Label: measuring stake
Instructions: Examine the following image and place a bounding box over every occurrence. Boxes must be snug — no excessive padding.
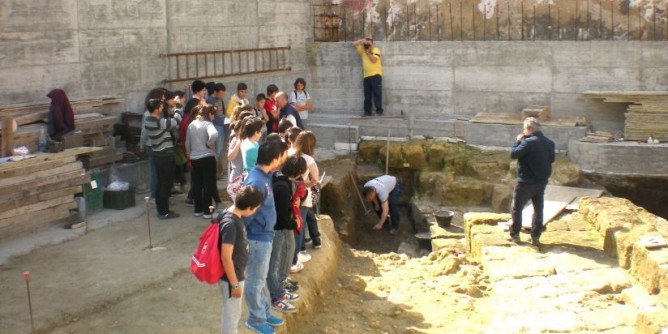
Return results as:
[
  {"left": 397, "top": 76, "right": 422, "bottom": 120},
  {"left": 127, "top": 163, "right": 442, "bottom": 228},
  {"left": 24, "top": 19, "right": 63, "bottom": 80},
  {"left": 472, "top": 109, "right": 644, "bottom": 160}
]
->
[
  {"left": 24, "top": 272, "right": 34, "bottom": 333},
  {"left": 144, "top": 197, "right": 153, "bottom": 249}
]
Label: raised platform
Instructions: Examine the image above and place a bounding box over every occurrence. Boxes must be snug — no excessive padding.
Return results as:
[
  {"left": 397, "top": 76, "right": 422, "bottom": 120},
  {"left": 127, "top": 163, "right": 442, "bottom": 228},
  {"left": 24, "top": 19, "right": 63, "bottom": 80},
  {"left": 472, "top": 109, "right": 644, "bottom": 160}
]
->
[{"left": 568, "top": 140, "right": 668, "bottom": 177}]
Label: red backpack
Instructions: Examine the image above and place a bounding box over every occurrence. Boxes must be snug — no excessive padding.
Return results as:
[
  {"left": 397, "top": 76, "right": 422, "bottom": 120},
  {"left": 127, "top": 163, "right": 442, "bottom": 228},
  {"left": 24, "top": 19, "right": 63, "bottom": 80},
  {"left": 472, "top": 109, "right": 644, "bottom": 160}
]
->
[{"left": 191, "top": 219, "right": 225, "bottom": 284}]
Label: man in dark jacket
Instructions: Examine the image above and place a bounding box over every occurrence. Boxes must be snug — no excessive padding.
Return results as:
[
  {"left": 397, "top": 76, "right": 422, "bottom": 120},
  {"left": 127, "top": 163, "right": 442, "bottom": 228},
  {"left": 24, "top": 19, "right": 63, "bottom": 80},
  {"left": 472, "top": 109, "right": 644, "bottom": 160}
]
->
[{"left": 508, "top": 117, "right": 555, "bottom": 247}]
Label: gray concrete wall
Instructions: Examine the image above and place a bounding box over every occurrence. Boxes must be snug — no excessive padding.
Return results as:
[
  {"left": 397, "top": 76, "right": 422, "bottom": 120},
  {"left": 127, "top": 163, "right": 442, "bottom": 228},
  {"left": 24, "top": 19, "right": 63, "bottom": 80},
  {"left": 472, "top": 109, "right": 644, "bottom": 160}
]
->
[
  {"left": 309, "top": 41, "right": 668, "bottom": 135},
  {"left": 568, "top": 140, "right": 668, "bottom": 177},
  {"left": 0, "top": 0, "right": 312, "bottom": 113}
]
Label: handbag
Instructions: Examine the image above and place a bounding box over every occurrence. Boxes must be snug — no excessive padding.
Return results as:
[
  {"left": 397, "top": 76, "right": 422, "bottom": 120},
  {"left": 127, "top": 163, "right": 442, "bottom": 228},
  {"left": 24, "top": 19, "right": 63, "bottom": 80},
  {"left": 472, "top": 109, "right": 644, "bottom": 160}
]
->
[{"left": 226, "top": 174, "right": 244, "bottom": 201}]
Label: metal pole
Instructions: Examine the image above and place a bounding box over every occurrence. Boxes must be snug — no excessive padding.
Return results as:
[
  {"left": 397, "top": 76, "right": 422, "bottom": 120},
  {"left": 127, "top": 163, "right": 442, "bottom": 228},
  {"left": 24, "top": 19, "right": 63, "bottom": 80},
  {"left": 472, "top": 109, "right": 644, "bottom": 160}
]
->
[
  {"left": 575, "top": 0, "right": 579, "bottom": 40},
  {"left": 483, "top": 4, "right": 487, "bottom": 41},
  {"left": 460, "top": 2, "right": 463, "bottom": 40},
  {"left": 586, "top": 0, "right": 590, "bottom": 40},
  {"left": 508, "top": 1, "right": 511, "bottom": 41},
  {"left": 521, "top": 0, "right": 525, "bottom": 40},
  {"left": 611, "top": 0, "right": 614, "bottom": 39},
  {"left": 24, "top": 272, "right": 34, "bottom": 333},
  {"left": 548, "top": 4, "right": 552, "bottom": 40},
  {"left": 532, "top": 4, "right": 536, "bottom": 41},
  {"left": 449, "top": 3, "right": 454, "bottom": 41},
  {"left": 472, "top": 1, "right": 476, "bottom": 40},
  {"left": 144, "top": 197, "right": 153, "bottom": 249}
]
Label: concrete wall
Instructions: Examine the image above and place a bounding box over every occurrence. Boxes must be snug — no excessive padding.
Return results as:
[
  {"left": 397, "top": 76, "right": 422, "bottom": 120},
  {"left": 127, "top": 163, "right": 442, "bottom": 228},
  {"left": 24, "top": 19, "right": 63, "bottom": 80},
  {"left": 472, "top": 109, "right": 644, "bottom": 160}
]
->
[
  {"left": 0, "top": 0, "right": 312, "bottom": 112},
  {"left": 309, "top": 41, "right": 668, "bottom": 134}
]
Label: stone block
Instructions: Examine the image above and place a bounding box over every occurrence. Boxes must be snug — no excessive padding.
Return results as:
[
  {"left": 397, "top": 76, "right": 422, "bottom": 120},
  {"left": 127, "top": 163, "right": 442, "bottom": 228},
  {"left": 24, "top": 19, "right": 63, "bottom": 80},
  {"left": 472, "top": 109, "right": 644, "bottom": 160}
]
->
[
  {"left": 401, "top": 141, "right": 426, "bottom": 169},
  {"left": 431, "top": 238, "right": 464, "bottom": 254},
  {"left": 377, "top": 142, "right": 404, "bottom": 169},
  {"left": 441, "top": 176, "right": 488, "bottom": 206},
  {"left": 636, "top": 310, "right": 668, "bottom": 334},
  {"left": 425, "top": 143, "right": 446, "bottom": 169},
  {"left": 630, "top": 244, "right": 668, "bottom": 297},
  {"left": 466, "top": 151, "right": 511, "bottom": 181},
  {"left": 551, "top": 155, "right": 581, "bottom": 186},
  {"left": 491, "top": 183, "right": 512, "bottom": 213},
  {"left": 357, "top": 141, "right": 383, "bottom": 163}
]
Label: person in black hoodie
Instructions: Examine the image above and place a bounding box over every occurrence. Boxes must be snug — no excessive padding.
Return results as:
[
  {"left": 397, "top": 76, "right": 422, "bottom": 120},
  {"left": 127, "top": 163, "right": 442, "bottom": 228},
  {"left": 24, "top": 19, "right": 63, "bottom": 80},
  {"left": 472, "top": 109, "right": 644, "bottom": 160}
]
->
[{"left": 266, "top": 155, "right": 307, "bottom": 314}]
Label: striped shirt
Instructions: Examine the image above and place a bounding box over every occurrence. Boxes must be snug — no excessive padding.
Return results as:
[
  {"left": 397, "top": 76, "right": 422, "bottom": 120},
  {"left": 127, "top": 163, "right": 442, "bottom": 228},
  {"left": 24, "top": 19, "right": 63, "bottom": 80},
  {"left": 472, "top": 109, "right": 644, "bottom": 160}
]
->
[{"left": 144, "top": 115, "right": 179, "bottom": 156}]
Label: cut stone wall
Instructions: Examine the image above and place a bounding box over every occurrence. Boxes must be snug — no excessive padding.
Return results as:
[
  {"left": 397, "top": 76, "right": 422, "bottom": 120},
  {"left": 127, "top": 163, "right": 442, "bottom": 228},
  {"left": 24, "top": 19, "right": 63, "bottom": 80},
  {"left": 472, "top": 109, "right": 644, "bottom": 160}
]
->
[{"left": 0, "top": 0, "right": 312, "bottom": 113}]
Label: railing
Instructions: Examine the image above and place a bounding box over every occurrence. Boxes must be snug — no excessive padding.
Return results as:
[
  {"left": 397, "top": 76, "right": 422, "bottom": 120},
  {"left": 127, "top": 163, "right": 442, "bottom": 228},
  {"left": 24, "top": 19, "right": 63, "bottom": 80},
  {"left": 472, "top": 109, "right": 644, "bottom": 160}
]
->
[
  {"left": 314, "top": 1, "right": 668, "bottom": 42},
  {"left": 164, "top": 47, "right": 291, "bottom": 83}
]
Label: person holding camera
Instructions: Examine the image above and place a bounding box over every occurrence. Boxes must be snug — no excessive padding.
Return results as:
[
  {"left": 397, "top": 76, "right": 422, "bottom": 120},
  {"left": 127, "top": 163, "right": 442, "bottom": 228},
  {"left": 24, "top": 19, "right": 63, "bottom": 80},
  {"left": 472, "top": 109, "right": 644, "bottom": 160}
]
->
[{"left": 352, "top": 37, "right": 383, "bottom": 116}]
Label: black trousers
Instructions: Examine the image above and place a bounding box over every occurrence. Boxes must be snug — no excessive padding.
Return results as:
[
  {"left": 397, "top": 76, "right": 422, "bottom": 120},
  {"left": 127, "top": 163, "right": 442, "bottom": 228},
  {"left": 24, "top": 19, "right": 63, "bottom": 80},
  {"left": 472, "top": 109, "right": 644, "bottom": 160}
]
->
[
  {"left": 190, "top": 156, "right": 217, "bottom": 214},
  {"left": 154, "top": 154, "right": 176, "bottom": 215},
  {"left": 510, "top": 182, "right": 547, "bottom": 240},
  {"left": 363, "top": 74, "right": 383, "bottom": 115}
]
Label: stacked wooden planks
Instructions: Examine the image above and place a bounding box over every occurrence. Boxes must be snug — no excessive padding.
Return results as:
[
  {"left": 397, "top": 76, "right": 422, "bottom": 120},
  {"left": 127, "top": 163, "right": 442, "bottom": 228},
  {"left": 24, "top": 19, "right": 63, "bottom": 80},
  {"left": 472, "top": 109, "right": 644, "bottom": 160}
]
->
[
  {"left": 0, "top": 147, "right": 101, "bottom": 240},
  {"left": 583, "top": 91, "right": 668, "bottom": 141},
  {"left": 0, "top": 96, "right": 124, "bottom": 168}
]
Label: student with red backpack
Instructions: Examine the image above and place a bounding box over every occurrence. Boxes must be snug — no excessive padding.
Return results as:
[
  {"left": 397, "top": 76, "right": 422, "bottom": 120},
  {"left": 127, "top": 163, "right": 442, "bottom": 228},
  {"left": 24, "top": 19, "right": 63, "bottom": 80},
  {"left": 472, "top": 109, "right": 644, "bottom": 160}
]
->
[{"left": 217, "top": 185, "right": 264, "bottom": 334}]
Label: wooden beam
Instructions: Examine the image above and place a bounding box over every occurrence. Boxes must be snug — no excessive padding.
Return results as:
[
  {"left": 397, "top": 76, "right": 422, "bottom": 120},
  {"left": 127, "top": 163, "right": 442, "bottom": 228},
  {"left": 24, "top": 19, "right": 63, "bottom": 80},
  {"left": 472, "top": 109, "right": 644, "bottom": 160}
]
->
[{"left": 1, "top": 116, "right": 15, "bottom": 157}]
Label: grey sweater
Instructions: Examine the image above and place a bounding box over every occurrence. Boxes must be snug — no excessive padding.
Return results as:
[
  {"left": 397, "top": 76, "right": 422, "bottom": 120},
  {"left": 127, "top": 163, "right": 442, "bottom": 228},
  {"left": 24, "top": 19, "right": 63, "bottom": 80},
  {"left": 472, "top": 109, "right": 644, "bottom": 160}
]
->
[{"left": 185, "top": 118, "right": 218, "bottom": 160}]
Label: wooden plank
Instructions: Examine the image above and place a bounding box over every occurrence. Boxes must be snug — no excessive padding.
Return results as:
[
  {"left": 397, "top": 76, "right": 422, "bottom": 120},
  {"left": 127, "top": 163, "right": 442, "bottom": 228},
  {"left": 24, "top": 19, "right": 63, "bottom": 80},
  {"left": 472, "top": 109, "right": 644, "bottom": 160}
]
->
[
  {"left": 0, "top": 194, "right": 74, "bottom": 220},
  {"left": 0, "top": 147, "right": 101, "bottom": 173},
  {"left": 0, "top": 161, "right": 83, "bottom": 189},
  {"left": 1, "top": 116, "right": 14, "bottom": 157},
  {"left": 0, "top": 185, "right": 81, "bottom": 213},
  {"left": 0, "top": 203, "right": 76, "bottom": 240},
  {"left": 0, "top": 174, "right": 87, "bottom": 203},
  {"left": 0, "top": 155, "right": 76, "bottom": 178},
  {"left": 519, "top": 185, "right": 604, "bottom": 228},
  {"left": 0, "top": 168, "right": 86, "bottom": 196}
]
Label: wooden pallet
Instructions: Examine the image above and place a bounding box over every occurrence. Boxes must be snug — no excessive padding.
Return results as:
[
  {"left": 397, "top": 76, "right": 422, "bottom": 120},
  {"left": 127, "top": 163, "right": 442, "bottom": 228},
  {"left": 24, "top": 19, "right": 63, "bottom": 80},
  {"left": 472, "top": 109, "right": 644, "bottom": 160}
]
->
[{"left": 0, "top": 148, "right": 98, "bottom": 240}]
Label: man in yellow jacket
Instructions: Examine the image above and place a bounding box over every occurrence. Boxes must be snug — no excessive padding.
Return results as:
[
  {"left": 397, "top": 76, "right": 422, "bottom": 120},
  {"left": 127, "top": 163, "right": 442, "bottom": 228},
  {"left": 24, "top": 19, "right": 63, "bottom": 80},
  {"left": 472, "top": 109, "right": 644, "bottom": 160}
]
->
[{"left": 353, "top": 38, "right": 383, "bottom": 116}]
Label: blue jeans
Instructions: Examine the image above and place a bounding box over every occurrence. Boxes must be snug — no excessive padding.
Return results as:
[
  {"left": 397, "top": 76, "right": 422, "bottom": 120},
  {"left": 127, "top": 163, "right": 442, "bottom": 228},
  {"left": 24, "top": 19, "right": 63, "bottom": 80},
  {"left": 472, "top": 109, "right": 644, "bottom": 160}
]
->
[
  {"left": 363, "top": 74, "right": 383, "bottom": 115},
  {"left": 244, "top": 239, "right": 273, "bottom": 325},
  {"left": 267, "top": 229, "right": 291, "bottom": 301},
  {"left": 293, "top": 222, "right": 306, "bottom": 265},
  {"left": 302, "top": 207, "right": 320, "bottom": 245},
  {"left": 146, "top": 145, "right": 157, "bottom": 199},
  {"left": 510, "top": 182, "right": 547, "bottom": 240},
  {"left": 374, "top": 181, "right": 402, "bottom": 229}
]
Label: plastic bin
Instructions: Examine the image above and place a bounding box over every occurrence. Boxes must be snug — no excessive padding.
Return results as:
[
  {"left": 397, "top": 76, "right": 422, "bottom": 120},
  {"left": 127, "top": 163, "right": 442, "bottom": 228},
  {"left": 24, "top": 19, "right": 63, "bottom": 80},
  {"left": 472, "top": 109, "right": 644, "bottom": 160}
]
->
[
  {"left": 103, "top": 187, "right": 136, "bottom": 210},
  {"left": 83, "top": 170, "right": 103, "bottom": 213}
]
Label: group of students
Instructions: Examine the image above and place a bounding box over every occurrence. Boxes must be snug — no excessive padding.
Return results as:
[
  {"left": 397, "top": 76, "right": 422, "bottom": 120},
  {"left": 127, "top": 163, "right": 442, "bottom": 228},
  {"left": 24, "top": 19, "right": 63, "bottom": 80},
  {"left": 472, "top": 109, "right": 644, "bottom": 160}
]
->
[{"left": 140, "top": 78, "right": 319, "bottom": 334}]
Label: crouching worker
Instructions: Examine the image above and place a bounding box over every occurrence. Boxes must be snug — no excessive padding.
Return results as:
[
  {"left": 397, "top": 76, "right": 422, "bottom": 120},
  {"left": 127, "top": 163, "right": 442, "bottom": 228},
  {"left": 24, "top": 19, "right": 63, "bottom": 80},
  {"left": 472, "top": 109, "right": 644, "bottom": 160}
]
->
[
  {"left": 218, "top": 185, "right": 264, "bottom": 334},
  {"left": 363, "top": 175, "right": 402, "bottom": 235}
]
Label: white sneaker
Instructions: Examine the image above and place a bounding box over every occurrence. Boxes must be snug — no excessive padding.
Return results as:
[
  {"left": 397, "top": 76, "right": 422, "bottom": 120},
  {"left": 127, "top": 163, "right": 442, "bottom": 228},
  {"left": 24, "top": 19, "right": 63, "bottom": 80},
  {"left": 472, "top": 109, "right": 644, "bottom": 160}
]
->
[
  {"left": 298, "top": 251, "right": 311, "bottom": 263},
  {"left": 289, "top": 262, "right": 304, "bottom": 273}
]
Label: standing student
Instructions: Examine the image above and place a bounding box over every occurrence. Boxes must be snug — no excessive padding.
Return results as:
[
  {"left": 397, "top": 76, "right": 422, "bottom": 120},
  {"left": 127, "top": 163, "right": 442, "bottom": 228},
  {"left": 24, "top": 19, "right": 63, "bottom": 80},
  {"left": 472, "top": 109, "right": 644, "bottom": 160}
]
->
[
  {"left": 268, "top": 155, "right": 306, "bottom": 314},
  {"left": 352, "top": 37, "right": 383, "bottom": 116},
  {"left": 254, "top": 93, "right": 269, "bottom": 141},
  {"left": 288, "top": 78, "right": 313, "bottom": 125},
  {"left": 243, "top": 140, "right": 286, "bottom": 334},
  {"left": 144, "top": 98, "right": 180, "bottom": 219},
  {"left": 227, "top": 111, "right": 255, "bottom": 182},
  {"left": 264, "top": 84, "right": 280, "bottom": 134},
  {"left": 240, "top": 118, "right": 265, "bottom": 172},
  {"left": 206, "top": 83, "right": 227, "bottom": 179},
  {"left": 508, "top": 117, "right": 555, "bottom": 247},
  {"left": 140, "top": 88, "right": 167, "bottom": 202},
  {"left": 218, "top": 185, "right": 264, "bottom": 334},
  {"left": 186, "top": 105, "right": 219, "bottom": 219}
]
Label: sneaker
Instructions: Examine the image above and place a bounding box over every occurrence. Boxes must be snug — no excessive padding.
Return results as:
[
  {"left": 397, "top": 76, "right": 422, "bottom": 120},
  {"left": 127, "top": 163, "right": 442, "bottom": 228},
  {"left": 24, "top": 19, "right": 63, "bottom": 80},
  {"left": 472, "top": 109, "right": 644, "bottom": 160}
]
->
[
  {"left": 304, "top": 237, "right": 312, "bottom": 244},
  {"left": 298, "top": 251, "right": 311, "bottom": 263},
  {"left": 280, "top": 291, "right": 300, "bottom": 302},
  {"left": 389, "top": 228, "right": 398, "bottom": 235},
  {"left": 313, "top": 243, "right": 322, "bottom": 249},
  {"left": 286, "top": 278, "right": 299, "bottom": 286},
  {"left": 245, "top": 321, "right": 275, "bottom": 334},
  {"left": 193, "top": 212, "right": 203, "bottom": 217},
  {"left": 272, "top": 300, "right": 296, "bottom": 313},
  {"left": 529, "top": 237, "right": 541, "bottom": 248},
  {"left": 184, "top": 199, "right": 194, "bottom": 207},
  {"left": 506, "top": 234, "right": 521, "bottom": 243},
  {"left": 202, "top": 214, "right": 212, "bottom": 219},
  {"left": 158, "top": 211, "right": 180, "bottom": 220},
  {"left": 289, "top": 262, "right": 304, "bottom": 273},
  {"left": 266, "top": 315, "right": 284, "bottom": 327},
  {"left": 283, "top": 281, "right": 299, "bottom": 292}
]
